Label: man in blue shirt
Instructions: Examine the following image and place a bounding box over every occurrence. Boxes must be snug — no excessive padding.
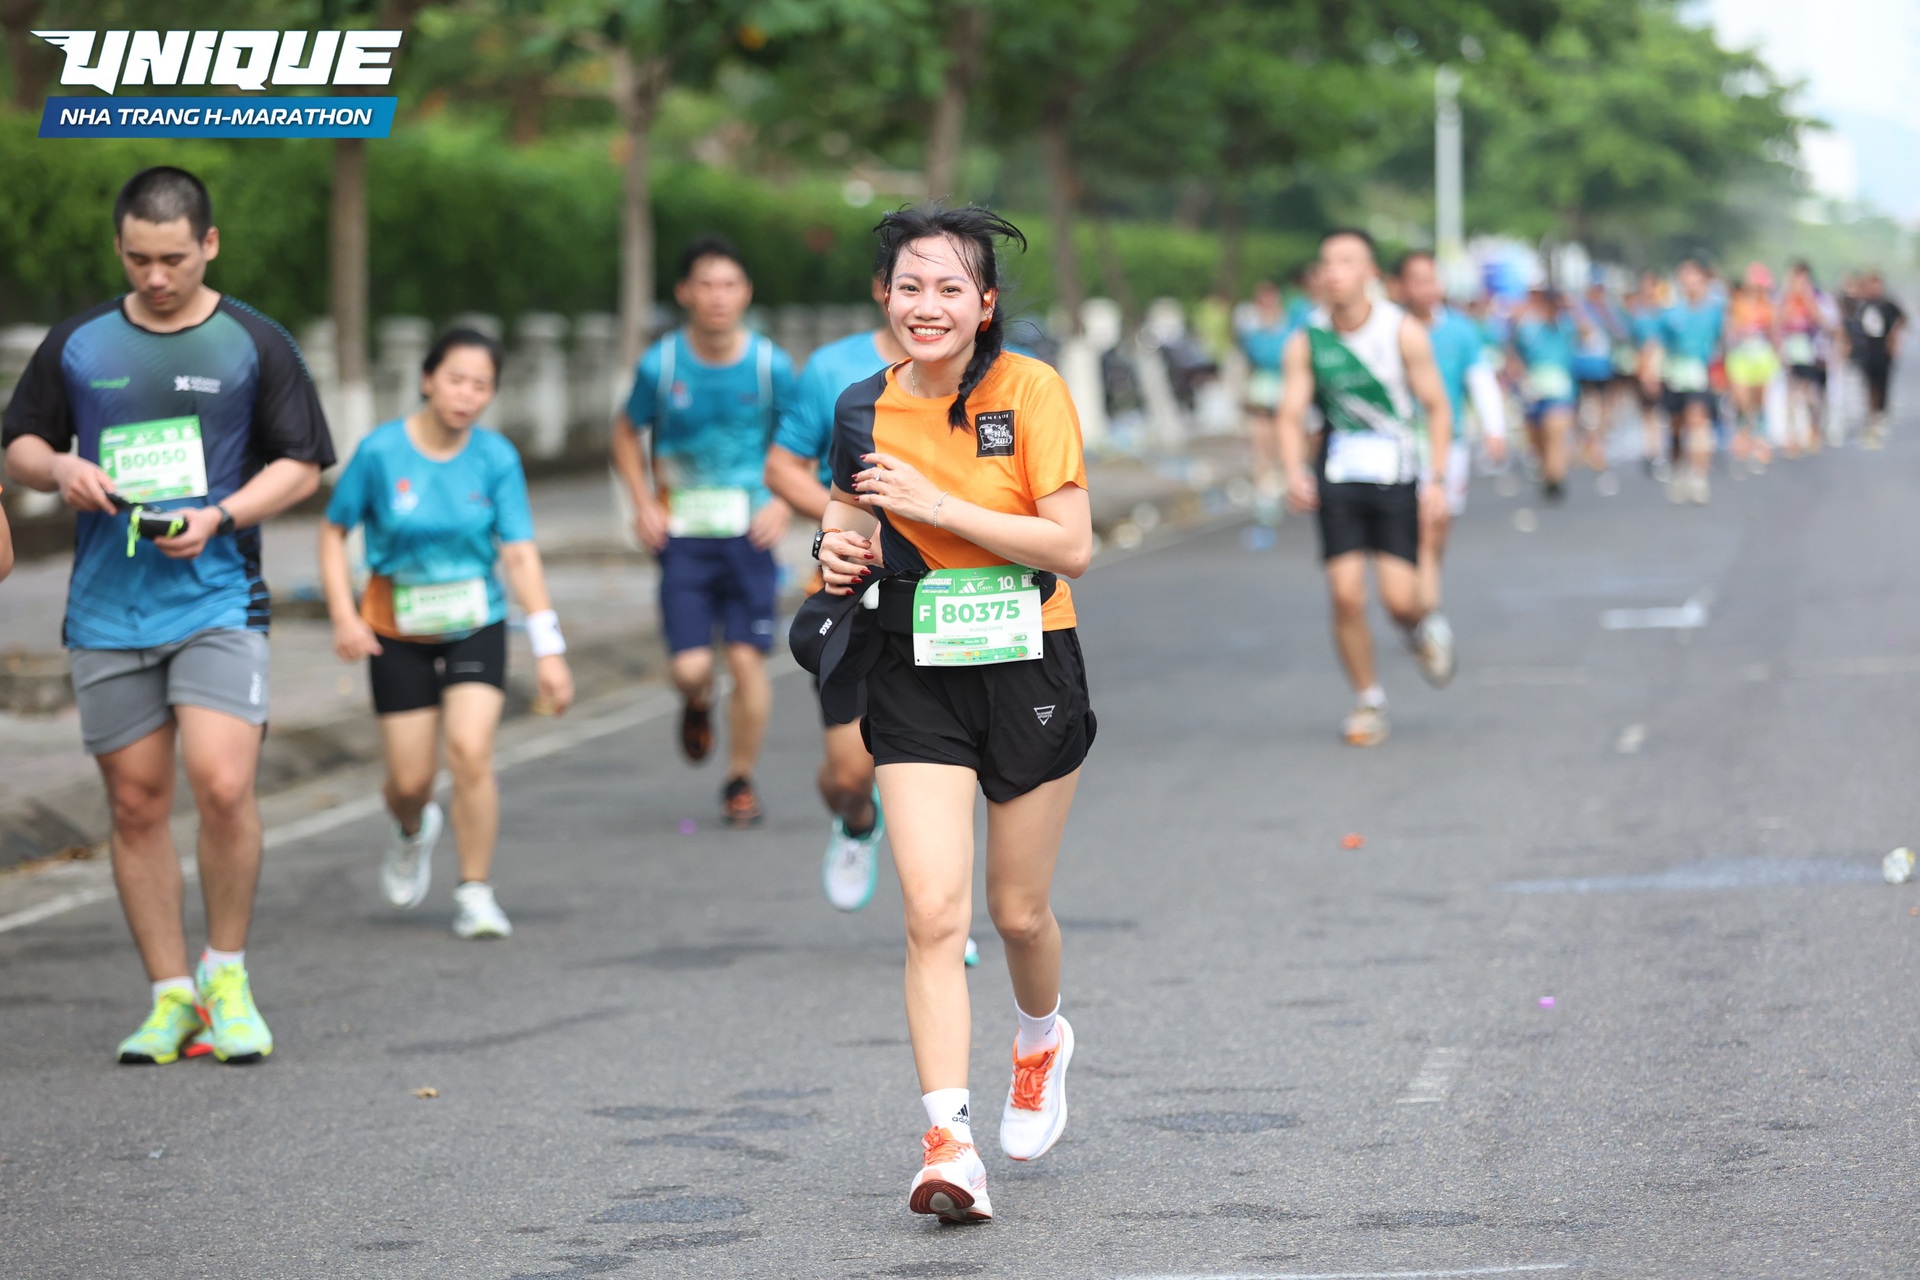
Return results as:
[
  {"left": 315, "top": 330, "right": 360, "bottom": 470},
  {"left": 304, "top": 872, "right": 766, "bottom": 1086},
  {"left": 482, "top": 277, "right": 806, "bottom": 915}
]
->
[
  {"left": 1511, "top": 287, "right": 1579, "bottom": 503},
  {"left": 765, "top": 273, "right": 903, "bottom": 910},
  {"left": 1644, "top": 258, "right": 1725, "bottom": 504},
  {"left": 2, "top": 167, "right": 334, "bottom": 1067},
  {"left": 1395, "top": 251, "right": 1508, "bottom": 616},
  {"left": 611, "top": 236, "right": 796, "bottom": 826},
  {"left": 1625, "top": 271, "right": 1670, "bottom": 479}
]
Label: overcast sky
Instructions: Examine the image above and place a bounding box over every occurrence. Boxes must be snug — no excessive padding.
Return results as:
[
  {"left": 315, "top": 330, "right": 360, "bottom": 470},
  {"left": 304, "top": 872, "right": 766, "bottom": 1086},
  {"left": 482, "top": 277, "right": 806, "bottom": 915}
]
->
[{"left": 1700, "top": 0, "right": 1920, "bottom": 215}]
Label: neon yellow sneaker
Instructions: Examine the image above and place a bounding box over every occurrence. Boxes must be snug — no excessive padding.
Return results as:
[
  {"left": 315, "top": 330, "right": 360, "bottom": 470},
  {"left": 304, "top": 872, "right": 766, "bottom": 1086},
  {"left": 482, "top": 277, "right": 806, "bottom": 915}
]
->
[
  {"left": 196, "top": 961, "right": 273, "bottom": 1064},
  {"left": 116, "top": 987, "right": 207, "bottom": 1065}
]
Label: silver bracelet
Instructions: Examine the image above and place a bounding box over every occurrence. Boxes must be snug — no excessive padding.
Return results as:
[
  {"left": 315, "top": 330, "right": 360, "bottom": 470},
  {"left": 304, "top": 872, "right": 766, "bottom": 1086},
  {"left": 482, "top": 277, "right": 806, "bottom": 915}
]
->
[{"left": 931, "top": 492, "right": 947, "bottom": 528}]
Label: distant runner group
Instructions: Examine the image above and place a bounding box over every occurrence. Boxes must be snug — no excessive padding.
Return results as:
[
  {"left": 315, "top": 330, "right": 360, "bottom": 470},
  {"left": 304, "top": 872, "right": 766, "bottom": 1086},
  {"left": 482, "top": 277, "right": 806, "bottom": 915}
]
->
[{"left": 0, "top": 164, "right": 1904, "bottom": 1226}]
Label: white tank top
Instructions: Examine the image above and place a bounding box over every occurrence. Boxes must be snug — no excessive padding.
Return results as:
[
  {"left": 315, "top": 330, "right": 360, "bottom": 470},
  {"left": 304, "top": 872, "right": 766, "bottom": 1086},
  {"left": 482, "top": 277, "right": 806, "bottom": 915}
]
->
[{"left": 1310, "top": 300, "right": 1414, "bottom": 425}]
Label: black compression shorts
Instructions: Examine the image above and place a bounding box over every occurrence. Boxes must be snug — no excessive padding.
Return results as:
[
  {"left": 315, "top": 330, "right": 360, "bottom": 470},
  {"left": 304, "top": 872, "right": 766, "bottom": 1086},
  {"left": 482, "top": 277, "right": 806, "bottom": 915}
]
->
[{"left": 368, "top": 621, "right": 508, "bottom": 715}]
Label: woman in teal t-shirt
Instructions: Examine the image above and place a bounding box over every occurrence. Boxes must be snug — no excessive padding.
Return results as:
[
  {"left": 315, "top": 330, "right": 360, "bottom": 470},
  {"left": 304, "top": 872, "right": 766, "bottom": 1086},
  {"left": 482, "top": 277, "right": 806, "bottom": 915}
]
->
[{"left": 318, "top": 329, "right": 574, "bottom": 940}]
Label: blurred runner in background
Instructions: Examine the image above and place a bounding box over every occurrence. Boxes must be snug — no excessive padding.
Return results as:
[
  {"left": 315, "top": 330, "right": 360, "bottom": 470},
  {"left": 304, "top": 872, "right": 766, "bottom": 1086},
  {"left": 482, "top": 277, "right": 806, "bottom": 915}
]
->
[
  {"left": 319, "top": 328, "right": 574, "bottom": 941},
  {"left": 1573, "top": 281, "right": 1626, "bottom": 473},
  {"left": 1648, "top": 258, "right": 1724, "bottom": 505},
  {"left": 1626, "top": 272, "right": 1671, "bottom": 480},
  {"left": 1395, "top": 250, "right": 1506, "bottom": 615},
  {"left": 1724, "top": 263, "right": 1779, "bottom": 471},
  {"left": 611, "top": 236, "right": 796, "bottom": 826},
  {"left": 766, "top": 272, "right": 902, "bottom": 914},
  {"left": 1239, "top": 280, "right": 1292, "bottom": 526},
  {"left": 1848, "top": 271, "right": 1905, "bottom": 449},
  {"left": 1778, "top": 262, "right": 1837, "bottom": 456},
  {"left": 1510, "top": 286, "right": 1578, "bottom": 503}
]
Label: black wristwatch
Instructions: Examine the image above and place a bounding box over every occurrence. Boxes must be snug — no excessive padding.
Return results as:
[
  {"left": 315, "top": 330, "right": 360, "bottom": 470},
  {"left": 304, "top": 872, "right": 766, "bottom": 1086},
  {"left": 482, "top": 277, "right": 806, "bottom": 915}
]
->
[
  {"left": 810, "top": 528, "right": 829, "bottom": 561},
  {"left": 215, "top": 504, "right": 236, "bottom": 536}
]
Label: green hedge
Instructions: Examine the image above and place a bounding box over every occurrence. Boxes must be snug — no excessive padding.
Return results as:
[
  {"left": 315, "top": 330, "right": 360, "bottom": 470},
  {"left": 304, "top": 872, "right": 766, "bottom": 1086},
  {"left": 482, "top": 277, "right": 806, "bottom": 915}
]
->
[{"left": 0, "top": 113, "right": 1311, "bottom": 329}]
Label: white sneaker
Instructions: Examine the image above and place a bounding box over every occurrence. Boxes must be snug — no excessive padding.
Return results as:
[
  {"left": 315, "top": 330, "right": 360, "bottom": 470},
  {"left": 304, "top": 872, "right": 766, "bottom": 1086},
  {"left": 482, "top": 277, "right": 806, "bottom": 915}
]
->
[
  {"left": 822, "top": 791, "right": 884, "bottom": 912},
  {"left": 381, "top": 801, "right": 442, "bottom": 909},
  {"left": 1691, "top": 472, "right": 1711, "bottom": 505},
  {"left": 451, "top": 881, "right": 512, "bottom": 939},
  {"left": 1411, "top": 613, "right": 1455, "bottom": 688},
  {"left": 1343, "top": 704, "right": 1388, "bottom": 747},
  {"left": 1000, "top": 1015, "right": 1073, "bottom": 1162},
  {"left": 908, "top": 1127, "right": 992, "bottom": 1223}
]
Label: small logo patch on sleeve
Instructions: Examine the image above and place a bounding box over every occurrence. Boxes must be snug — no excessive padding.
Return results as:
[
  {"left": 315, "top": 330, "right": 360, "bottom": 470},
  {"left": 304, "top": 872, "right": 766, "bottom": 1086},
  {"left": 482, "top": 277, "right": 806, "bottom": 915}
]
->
[{"left": 974, "top": 409, "right": 1015, "bottom": 457}]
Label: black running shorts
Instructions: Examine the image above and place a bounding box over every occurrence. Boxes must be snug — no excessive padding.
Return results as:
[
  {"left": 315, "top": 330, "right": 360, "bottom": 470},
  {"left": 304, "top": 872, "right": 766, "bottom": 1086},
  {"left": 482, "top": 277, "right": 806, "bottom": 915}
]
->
[
  {"left": 1316, "top": 480, "right": 1418, "bottom": 565},
  {"left": 368, "top": 621, "right": 508, "bottom": 715},
  {"left": 862, "top": 628, "right": 1095, "bottom": 804}
]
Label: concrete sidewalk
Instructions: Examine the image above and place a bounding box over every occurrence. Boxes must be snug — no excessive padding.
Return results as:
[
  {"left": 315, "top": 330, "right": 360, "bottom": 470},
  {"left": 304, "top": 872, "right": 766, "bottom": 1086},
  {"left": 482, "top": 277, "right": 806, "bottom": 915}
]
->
[{"left": 0, "top": 444, "right": 1248, "bottom": 867}]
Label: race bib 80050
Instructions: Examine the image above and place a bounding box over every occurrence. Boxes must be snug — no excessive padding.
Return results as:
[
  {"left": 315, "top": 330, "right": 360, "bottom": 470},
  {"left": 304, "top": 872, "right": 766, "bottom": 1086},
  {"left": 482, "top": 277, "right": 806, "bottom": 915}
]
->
[
  {"left": 99, "top": 416, "right": 207, "bottom": 503},
  {"left": 912, "top": 566, "right": 1043, "bottom": 666}
]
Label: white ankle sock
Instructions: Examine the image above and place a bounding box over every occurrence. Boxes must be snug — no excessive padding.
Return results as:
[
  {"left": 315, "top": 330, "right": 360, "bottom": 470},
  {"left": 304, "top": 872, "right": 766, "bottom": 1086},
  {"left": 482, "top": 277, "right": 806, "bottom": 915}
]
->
[
  {"left": 201, "top": 947, "right": 244, "bottom": 974},
  {"left": 922, "top": 1088, "right": 972, "bottom": 1145},
  {"left": 151, "top": 976, "right": 194, "bottom": 1002},
  {"left": 1358, "top": 685, "right": 1386, "bottom": 710},
  {"left": 1016, "top": 997, "right": 1061, "bottom": 1056}
]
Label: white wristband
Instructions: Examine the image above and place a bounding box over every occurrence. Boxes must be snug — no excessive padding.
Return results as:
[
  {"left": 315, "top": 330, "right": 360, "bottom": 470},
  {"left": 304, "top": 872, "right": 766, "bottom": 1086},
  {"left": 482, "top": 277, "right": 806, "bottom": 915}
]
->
[{"left": 526, "top": 609, "right": 566, "bottom": 658}]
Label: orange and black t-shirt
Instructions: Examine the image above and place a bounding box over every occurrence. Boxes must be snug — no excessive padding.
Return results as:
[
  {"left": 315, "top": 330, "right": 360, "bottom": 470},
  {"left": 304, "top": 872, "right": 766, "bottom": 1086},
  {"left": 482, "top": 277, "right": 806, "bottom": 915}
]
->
[{"left": 831, "top": 352, "right": 1088, "bottom": 630}]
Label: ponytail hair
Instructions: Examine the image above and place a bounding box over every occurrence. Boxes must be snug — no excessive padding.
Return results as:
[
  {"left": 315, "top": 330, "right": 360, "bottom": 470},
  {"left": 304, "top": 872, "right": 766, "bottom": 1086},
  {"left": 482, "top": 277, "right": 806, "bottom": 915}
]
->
[{"left": 873, "top": 204, "right": 1027, "bottom": 430}]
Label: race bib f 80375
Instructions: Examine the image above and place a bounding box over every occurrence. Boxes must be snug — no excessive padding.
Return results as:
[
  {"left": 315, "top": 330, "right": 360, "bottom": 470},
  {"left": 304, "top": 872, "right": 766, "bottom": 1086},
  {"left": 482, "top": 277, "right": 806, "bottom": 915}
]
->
[
  {"left": 667, "top": 487, "right": 751, "bottom": 539},
  {"left": 393, "top": 578, "right": 489, "bottom": 636},
  {"left": 99, "top": 416, "right": 207, "bottom": 503},
  {"left": 912, "top": 566, "right": 1043, "bottom": 666}
]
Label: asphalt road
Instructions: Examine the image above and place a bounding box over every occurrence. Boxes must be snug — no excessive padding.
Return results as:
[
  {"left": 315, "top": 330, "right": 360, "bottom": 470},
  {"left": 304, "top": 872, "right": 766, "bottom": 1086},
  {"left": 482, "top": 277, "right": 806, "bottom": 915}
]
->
[{"left": 6, "top": 411, "right": 1920, "bottom": 1279}]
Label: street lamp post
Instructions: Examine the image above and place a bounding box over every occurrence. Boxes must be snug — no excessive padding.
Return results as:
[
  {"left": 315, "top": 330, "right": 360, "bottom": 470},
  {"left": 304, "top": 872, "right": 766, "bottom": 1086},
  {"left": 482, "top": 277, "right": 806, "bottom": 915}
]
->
[{"left": 1435, "top": 65, "right": 1464, "bottom": 281}]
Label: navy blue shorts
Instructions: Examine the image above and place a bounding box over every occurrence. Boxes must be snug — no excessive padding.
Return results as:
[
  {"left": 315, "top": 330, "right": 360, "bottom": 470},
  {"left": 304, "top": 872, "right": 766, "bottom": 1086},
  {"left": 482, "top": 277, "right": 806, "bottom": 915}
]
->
[{"left": 658, "top": 536, "right": 779, "bottom": 654}]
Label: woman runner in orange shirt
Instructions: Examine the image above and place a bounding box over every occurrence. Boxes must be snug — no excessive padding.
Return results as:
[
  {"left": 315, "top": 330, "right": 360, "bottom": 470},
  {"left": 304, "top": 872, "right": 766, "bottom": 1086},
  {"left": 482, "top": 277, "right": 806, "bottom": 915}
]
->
[{"left": 816, "top": 206, "right": 1094, "bottom": 1224}]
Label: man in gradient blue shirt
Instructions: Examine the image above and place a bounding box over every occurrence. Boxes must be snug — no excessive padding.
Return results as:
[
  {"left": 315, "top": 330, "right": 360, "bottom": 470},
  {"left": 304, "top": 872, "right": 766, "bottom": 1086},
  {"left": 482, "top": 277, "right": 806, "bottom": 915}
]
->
[
  {"left": 611, "top": 236, "right": 795, "bottom": 827},
  {"left": 3, "top": 167, "right": 334, "bottom": 1067}
]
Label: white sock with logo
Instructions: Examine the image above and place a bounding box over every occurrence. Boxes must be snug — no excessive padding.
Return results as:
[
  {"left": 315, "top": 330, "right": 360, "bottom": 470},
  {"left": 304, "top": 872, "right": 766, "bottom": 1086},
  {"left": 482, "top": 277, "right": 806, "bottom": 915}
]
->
[
  {"left": 151, "top": 976, "right": 195, "bottom": 1003},
  {"left": 201, "top": 947, "right": 244, "bottom": 975},
  {"left": 922, "top": 1088, "right": 972, "bottom": 1146},
  {"left": 1016, "top": 996, "right": 1061, "bottom": 1056}
]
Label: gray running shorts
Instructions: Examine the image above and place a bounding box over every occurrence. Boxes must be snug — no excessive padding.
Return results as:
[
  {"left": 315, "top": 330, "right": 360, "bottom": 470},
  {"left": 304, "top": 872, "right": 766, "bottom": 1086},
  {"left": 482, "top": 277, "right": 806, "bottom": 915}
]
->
[{"left": 69, "top": 628, "right": 270, "bottom": 757}]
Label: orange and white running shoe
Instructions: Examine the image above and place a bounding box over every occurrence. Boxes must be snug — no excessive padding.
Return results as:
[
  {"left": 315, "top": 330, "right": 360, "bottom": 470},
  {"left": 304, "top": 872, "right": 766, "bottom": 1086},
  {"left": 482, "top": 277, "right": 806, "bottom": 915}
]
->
[
  {"left": 999, "top": 1015, "right": 1074, "bottom": 1161},
  {"left": 907, "top": 1126, "right": 992, "bottom": 1223}
]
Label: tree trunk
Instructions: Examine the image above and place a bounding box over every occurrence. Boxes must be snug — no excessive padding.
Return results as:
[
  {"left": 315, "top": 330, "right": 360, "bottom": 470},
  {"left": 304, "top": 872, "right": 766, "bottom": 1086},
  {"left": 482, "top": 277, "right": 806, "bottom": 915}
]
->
[
  {"left": 329, "top": 137, "right": 375, "bottom": 461},
  {"left": 923, "top": 4, "right": 989, "bottom": 202},
  {"left": 0, "top": 0, "right": 50, "bottom": 110},
  {"left": 1215, "top": 195, "right": 1245, "bottom": 299},
  {"left": 612, "top": 46, "right": 669, "bottom": 369},
  {"left": 1039, "top": 113, "right": 1085, "bottom": 335},
  {"left": 1091, "top": 213, "right": 1136, "bottom": 323},
  {"left": 508, "top": 74, "right": 543, "bottom": 146}
]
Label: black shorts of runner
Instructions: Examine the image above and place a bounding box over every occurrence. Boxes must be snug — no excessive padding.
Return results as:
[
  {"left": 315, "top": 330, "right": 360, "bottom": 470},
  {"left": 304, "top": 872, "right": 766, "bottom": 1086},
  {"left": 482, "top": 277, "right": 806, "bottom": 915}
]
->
[
  {"left": 1789, "top": 364, "right": 1826, "bottom": 388},
  {"left": 1862, "top": 358, "right": 1892, "bottom": 412},
  {"left": 1316, "top": 480, "right": 1418, "bottom": 565},
  {"left": 368, "top": 620, "right": 508, "bottom": 715},
  {"left": 861, "top": 629, "right": 1096, "bottom": 804},
  {"left": 1663, "top": 389, "right": 1714, "bottom": 419},
  {"left": 1578, "top": 375, "right": 1614, "bottom": 395}
]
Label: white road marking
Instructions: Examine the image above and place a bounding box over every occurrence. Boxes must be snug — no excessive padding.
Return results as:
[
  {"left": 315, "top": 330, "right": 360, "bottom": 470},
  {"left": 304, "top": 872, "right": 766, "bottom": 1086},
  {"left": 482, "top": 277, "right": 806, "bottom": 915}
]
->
[
  {"left": 1394, "top": 1046, "right": 1466, "bottom": 1105},
  {"left": 1614, "top": 723, "right": 1645, "bottom": 755},
  {"left": 1601, "top": 593, "right": 1708, "bottom": 630},
  {"left": 1132, "top": 1264, "right": 1579, "bottom": 1280},
  {"left": 0, "top": 886, "right": 120, "bottom": 935}
]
